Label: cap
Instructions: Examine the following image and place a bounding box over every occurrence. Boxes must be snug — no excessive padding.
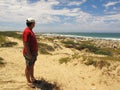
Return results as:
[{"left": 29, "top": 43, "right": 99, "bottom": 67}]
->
[{"left": 26, "top": 17, "right": 35, "bottom": 23}]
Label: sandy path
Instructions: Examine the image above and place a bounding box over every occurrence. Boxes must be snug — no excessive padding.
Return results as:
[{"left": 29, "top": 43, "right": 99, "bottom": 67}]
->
[{"left": 0, "top": 37, "right": 120, "bottom": 90}]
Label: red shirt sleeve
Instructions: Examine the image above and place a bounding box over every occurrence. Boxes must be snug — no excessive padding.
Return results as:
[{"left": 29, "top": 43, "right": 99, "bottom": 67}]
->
[{"left": 23, "top": 30, "right": 30, "bottom": 42}]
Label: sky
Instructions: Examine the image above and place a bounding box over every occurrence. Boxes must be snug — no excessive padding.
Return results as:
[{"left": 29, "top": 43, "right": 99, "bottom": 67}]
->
[{"left": 0, "top": 0, "right": 120, "bottom": 32}]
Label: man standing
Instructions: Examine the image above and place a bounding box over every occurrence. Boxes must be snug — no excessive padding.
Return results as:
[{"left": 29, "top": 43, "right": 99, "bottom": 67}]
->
[{"left": 22, "top": 18, "right": 38, "bottom": 88}]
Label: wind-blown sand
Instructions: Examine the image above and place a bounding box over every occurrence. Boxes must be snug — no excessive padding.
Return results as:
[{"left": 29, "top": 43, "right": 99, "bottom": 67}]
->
[{"left": 0, "top": 36, "right": 120, "bottom": 90}]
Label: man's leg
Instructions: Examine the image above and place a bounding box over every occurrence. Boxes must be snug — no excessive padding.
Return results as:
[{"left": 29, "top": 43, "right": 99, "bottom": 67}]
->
[
  {"left": 25, "top": 66, "right": 31, "bottom": 83},
  {"left": 30, "top": 64, "right": 36, "bottom": 82}
]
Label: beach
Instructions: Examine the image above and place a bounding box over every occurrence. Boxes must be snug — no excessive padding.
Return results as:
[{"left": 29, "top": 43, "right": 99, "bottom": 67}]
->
[{"left": 0, "top": 32, "right": 120, "bottom": 90}]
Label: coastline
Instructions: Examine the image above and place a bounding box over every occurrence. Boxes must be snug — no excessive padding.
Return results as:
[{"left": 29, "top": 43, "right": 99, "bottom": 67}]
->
[{"left": 42, "top": 33, "right": 120, "bottom": 41}]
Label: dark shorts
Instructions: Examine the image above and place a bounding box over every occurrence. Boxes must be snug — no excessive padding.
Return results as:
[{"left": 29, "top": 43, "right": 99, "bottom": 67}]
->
[{"left": 24, "top": 55, "right": 37, "bottom": 66}]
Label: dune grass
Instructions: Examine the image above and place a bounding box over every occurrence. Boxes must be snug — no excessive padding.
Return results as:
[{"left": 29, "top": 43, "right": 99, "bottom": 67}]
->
[
  {"left": 61, "top": 40, "right": 112, "bottom": 56},
  {"left": 81, "top": 55, "right": 111, "bottom": 69},
  {"left": 0, "top": 31, "right": 21, "bottom": 39},
  {"left": 38, "top": 42, "right": 55, "bottom": 54},
  {"left": 0, "top": 31, "right": 19, "bottom": 47},
  {"left": 59, "top": 57, "right": 71, "bottom": 64},
  {"left": 84, "top": 58, "right": 110, "bottom": 69},
  {"left": 0, "top": 57, "right": 5, "bottom": 66},
  {"left": 0, "top": 35, "right": 7, "bottom": 44},
  {"left": 1, "top": 42, "right": 18, "bottom": 47}
]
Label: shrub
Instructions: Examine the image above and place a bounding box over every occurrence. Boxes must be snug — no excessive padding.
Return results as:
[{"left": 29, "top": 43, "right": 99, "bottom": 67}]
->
[
  {"left": 79, "top": 43, "right": 99, "bottom": 52},
  {"left": 72, "top": 53, "right": 80, "bottom": 59},
  {"left": 84, "top": 58, "right": 110, "bottom": 69},
  {"left": 0, "top": 57, "right": 5, "bottom": 65},
  {"left": 38, "top": 42, "right": 54, "bottom": 54},
  {"left": 0, "top": 31, "right": 21, "bottom": 39},
  {"left": 59, "top": 57, "right": 71, "bottom": 64},
  {"left": 1, "top": 42, "right": 18, "bottom": 47},
  {"left": 95, "top": 49, "right": 112, "bottom": 56},
  {"left": 0, "top": 35, "right": 7, "bottom": 44},
  {"left": 61, "top": 40, "right": 112, "bottom": 56},
  {"left": 61, "top": 40, "right": 75, "bottom": 45}
]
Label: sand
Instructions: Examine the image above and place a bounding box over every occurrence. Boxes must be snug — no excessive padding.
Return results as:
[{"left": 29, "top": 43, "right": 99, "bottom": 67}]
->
[{"left": 0, "top": 36, "right": 120, "bottom": 90}]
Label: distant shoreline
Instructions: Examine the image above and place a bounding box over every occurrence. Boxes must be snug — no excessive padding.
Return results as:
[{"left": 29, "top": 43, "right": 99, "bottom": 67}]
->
[{"left": 41, "top": 33, "right": 120, "bottom": 41}]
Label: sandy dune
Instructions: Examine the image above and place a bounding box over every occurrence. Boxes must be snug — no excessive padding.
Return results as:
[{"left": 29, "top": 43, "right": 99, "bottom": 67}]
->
[{"left": 0, "top": 37, "right": 120, "bottom": 90}]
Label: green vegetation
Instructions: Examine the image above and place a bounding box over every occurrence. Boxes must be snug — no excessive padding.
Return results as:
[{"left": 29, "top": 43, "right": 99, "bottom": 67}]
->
[
  {"left": 0, "top": 31, "right": 19, "bottom": 47},
  {"left": 59, "top": 57, "right": 71, "bottom": 64},
  {"left": 98, "top": 56, "right": 120, "bottom": 61},
  {"left": 0, "top": 35, "right": 7, "bottom": 44},
  {"left": 0, "top": 57, "right": 5, "bottom": 66},
  {"left": 84, "top": 57, "right": 110, "bottom": 69},
  {"left": 72, "top": 53, "right": 80, "bottom": 59},
  {"left": 1, "top": 42, "right": 17, "bottom": 47},
  {"left": 61, "top": 40, "right": 112, "bottom": 56},
  {"left": 38, "top": 42, "right": 54, "bottom": 54},
  {"left": 0, "top": 31, "right": 21, "bottom": 39},
  {"left": 95, "top": 49, "right": 112, "bottom": 56}
]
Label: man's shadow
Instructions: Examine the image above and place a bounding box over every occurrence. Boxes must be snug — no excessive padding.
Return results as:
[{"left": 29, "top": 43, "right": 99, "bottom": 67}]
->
[{"left": 33, "top": 79, "right": 60, "bottom": 90}]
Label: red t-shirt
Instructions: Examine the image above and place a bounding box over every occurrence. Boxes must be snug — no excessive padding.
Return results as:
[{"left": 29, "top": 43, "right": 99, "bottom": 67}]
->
[{"left": 22, "top": 27, "right": 38, "bottom": 55}]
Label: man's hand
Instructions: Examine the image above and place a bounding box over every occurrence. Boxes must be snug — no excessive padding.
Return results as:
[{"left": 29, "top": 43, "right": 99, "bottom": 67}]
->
[{"left": 27, "top": 54, "right": 33, "bottom": 60}]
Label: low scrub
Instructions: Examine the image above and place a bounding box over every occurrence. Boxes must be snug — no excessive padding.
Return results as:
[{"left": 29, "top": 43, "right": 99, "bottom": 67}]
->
[
  {"left": 62, "top": 40, "right": 112, "bottom": 56},
  {"left": 0, "top": 57, "right": 5, "bottom": 66},
  {"left": 0, "top": 31, "right": 21, "bottom": 39},
  {"left": 0, "top": 35, "right": 7, "bottom": 44},
  {"left": 84, "top": 58, "right": 110, "bottom": 69},
  {"left": 95, "top": 49, "right": 112, "bottom": 56},
  {"left": 38, "top": 42, "right": 54, "bottom": 54},
  {"left": 59, "top": 57, "right": 71, "bottom": 64},
  {"left": 1, "top": 42, "right": 18, "bottom": 47},
  {"left": 72, "top": 53, "right": 80, "bottom": 59}
]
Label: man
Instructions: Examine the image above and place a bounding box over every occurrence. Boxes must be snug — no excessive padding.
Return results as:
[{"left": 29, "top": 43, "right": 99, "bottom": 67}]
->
[{"left": 22, "top": 18, "right": 38, "bottom": 88}]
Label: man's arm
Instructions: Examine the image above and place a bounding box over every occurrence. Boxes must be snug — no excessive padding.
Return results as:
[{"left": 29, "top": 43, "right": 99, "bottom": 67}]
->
[{"left": 24, "top": 42, "right": 32, "bottom": 59}]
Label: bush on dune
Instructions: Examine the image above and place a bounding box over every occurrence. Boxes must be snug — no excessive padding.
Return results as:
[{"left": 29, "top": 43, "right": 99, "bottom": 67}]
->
[
  {"left": 38, "top": 42, "right": 54, "bottom": 54},
  {"left": 0, "top": 35, "right": 7, "bottom": 44},
  {"left": 0, "top": 31, "right": 19, "bottom": 47},
  {"left": 0, "top": 31, "right": 21, "bottom": 39},
  {"left": 0, "top": 57, "right": 5, "bottom": 66},
  {"left": 1, "top": 42, "right": 18, "bottom": 47},
  {"left": 84, "top": 58, "right": 110, "bottom": 69},
  {"left": 61, "top": 40, "right": 112, "bottom": 56},
  {"left": 59, "top": 57, "right": 71, "bottom": 64}
]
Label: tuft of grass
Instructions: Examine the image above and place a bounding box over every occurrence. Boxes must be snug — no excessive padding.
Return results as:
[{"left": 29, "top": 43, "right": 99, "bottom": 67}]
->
[
  {"left": 72, "top": 53, "right": 80, "bottom": 59},
  {"left": 0, "top": 57, "right": 5, "bottom": 66},
  {"left": 61, "top": 40, "right": 76, "bottom": 45},
  {"left": 59, "top": 57, "right": 71, "bottom": 64},
  {"left": 84, "top": 58, "right": 110, "bottom": 69},
  {"left": 38, "top": 42, "right": 54, "bottom": 54}
]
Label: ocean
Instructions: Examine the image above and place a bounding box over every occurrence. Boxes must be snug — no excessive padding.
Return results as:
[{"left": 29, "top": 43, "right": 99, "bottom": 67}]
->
[{"left": 43, "top": 32, "right": 120, "bottom": 40}]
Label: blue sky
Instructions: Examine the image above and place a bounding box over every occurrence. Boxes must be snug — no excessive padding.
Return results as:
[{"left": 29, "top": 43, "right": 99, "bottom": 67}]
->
[{"left": 0, "top": 0, "right": 120, "bottom": 32}]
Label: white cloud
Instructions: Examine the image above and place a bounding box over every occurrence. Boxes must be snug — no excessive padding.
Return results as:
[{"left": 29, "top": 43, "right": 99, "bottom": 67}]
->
[
  {"left": 67, "top": 0, "right": 86, "bottom": 6},
  {"left": 104, "top": 1, "right": 120, "bottom": 8}
]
